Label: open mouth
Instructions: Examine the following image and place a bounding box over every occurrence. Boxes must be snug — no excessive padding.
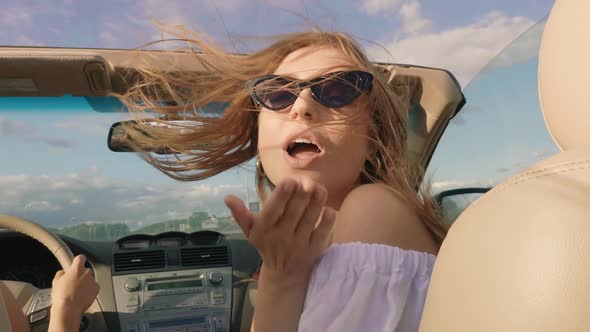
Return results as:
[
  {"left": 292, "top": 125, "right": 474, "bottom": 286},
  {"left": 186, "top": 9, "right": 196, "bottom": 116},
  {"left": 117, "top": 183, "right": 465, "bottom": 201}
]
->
[{"left": 287, "top": 138, "right": 322, "bottom": 160}]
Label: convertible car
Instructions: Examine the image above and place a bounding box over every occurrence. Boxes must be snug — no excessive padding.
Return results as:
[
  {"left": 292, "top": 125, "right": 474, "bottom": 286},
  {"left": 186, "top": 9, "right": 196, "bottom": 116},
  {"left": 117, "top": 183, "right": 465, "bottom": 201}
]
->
[{"left": 2, "top": 1, "right": 587, "bottom": 331}]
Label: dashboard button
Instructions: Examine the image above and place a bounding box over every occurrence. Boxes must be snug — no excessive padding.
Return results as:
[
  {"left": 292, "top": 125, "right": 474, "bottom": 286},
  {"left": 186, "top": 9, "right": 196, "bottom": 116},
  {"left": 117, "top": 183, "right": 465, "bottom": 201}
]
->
[
  {"left": 208, "top": 272, "right": 223, "bottom": 285},
  {"left": 29, "top": 309, "right": 47, "bottom": 323},
  {"left": 125, "top": 278, "right": 141, "bottom": 292}
]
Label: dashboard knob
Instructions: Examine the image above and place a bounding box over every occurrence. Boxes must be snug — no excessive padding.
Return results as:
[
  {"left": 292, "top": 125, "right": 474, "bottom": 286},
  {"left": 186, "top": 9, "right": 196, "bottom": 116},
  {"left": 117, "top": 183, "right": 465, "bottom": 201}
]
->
[
  {"left": 208, "top": 272, "right": 223, "bottom": 285},
  {"left": 125, "top": 278, "right": 141, "bottom": 292}
]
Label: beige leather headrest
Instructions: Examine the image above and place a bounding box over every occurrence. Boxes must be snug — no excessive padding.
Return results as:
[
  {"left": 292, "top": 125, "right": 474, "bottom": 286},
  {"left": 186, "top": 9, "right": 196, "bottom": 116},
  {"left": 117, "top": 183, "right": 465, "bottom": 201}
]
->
[{"left": 539, "top": 0, "right": 590, "bottom": 150}]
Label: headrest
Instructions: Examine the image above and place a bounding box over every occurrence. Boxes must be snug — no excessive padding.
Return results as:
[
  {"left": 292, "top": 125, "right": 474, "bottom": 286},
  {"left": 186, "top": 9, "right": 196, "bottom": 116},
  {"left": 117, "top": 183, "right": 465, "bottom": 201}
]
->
[
  {"left": 419, "top": 149, "right": 590, "bottom": 331},
  {"left": 539, "top": 0, "right": 590, "bottom": 150}
]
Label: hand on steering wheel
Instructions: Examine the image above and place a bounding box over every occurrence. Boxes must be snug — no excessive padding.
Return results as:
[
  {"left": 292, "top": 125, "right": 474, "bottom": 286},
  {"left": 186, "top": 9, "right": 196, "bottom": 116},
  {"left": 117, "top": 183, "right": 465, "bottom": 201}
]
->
[
  {"left": 49, "top": 255, "right": 100, "bottom": 331},
  {"left": 0, "top": 214, "right": 106, "bottom": 332}
]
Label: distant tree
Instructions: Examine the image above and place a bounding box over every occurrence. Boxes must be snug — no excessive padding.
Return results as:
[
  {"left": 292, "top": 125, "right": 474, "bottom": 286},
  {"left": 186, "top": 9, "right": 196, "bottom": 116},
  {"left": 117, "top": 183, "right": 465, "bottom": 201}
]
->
[
  {"left": 56, "top": 223, "right": 130, "bottom": 241},
  {"left": 188, "top": 211, "right": 209, "bottom": 231}
]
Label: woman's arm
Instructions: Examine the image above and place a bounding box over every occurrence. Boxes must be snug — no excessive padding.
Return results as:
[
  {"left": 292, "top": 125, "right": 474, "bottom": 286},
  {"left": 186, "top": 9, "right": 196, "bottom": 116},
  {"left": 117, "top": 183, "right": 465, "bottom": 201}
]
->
[
  {"left": 48, "top": 304, "right": 82, "bottom": 332},
  {"left": 48, "top": 255, "right": 100, "bottom": 332},
  {"left": 225, "top": 178, "right": 336, "bottom": 332},
  {"left": 250, "top": 267, "right": 309, "bottom": 332}
]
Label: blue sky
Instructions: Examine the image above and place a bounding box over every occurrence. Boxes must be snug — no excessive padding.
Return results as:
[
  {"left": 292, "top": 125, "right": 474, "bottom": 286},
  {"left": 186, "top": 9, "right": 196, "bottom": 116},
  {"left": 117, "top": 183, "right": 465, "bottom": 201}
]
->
[{"left": 0, "top": 0, "right": 558, "bottom": 231}]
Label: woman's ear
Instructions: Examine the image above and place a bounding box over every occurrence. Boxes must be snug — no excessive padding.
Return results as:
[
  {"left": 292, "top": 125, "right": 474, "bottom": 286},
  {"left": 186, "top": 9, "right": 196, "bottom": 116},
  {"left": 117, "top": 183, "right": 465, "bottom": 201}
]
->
[{"left": 366, "top": 134, "right": 380, "bottom": 162}]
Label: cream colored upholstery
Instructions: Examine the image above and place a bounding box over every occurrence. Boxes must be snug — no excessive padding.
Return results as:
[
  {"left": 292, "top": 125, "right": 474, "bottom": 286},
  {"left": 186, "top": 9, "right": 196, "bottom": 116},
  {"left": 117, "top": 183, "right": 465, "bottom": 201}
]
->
[
  {"left": 419, "top": 1, "right": 590, "bottom": 331},
  {"left": 0, "top": 294, "right": 12, "bottom": 332}
]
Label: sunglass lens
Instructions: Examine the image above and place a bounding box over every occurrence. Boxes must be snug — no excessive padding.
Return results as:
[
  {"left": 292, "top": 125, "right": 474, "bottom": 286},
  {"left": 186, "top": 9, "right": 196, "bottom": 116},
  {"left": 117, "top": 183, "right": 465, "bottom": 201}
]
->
[
  {"left": 314, "top": 72, "right": 370, "bottom": 108},
  {"left": 254, "top": 78, "right": 297, "bottom": 110},
  {"left": 262, "top": 90, "right": 297, "bottom": 110}
]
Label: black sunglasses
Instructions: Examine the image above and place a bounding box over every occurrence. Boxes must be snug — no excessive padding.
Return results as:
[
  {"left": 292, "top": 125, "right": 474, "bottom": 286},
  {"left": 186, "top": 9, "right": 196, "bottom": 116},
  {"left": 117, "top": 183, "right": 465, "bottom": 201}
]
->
[{"left": 245, "top": 70, "right": 374, "bottom": 111}]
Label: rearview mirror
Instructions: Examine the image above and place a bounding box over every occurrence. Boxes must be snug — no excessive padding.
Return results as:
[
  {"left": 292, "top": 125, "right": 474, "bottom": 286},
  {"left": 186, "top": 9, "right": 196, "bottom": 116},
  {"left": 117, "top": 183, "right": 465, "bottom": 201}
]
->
[
  {"left": 435, "top": 187, "right": 491, "bottom": 224},
  {"left": 107, "top": 120, "right": 199, "bottom": 154}
]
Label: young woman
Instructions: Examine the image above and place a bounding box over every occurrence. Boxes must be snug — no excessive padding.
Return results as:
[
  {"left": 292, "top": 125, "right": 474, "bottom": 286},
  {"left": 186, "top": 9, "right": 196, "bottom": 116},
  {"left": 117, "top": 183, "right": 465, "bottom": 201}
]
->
[
  {"left": 0, "top": 30, "right": 445, "bottom": 332},
  {"left": 119, "top": 30, "right": 447, "bottom": 332}
]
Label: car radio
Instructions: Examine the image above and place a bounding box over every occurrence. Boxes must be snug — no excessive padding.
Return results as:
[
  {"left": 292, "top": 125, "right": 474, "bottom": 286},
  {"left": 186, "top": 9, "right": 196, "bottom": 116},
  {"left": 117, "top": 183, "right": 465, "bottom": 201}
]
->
[{"left": 112, "top": 268, "right": 231, "bottom": 332}]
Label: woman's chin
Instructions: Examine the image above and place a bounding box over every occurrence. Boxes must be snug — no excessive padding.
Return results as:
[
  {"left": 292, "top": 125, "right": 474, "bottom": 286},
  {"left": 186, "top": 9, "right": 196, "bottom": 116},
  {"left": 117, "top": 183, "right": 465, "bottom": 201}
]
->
[{"left": 269, "top": 169, "right": 324, "bottom": 186}]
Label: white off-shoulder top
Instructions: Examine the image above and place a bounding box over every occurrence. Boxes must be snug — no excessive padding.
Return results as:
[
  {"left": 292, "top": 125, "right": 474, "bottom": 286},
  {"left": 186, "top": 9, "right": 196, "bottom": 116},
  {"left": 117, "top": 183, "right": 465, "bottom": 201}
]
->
[{"left": 298, "top": 242, "right": 436, "bottom": 332}]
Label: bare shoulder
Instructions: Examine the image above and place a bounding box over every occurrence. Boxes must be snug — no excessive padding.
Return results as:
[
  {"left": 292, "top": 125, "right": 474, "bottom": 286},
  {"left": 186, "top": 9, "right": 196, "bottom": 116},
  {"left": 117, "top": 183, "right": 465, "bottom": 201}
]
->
[{"left": 332, "top": 183, "right": 438, "bottom": 255}]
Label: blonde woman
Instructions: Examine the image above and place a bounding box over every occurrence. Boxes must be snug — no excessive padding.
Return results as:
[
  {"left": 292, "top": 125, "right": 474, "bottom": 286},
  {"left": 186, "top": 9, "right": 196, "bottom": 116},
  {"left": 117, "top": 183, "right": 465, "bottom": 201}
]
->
[
  {"left": 120, "top": 31, "right": 446, "bottom": 332},
  {"left": 23, "top": 32, "right": 446, "bottom": 332}
]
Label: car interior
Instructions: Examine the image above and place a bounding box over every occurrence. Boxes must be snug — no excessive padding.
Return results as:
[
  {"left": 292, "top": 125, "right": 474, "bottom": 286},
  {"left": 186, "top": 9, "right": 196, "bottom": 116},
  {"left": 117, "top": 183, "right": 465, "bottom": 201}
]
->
[
  {"left": 0, "top": 36, "right": 465, "bottom": 332},
  {"left": 2, "top": 1, "right": 586, "bottom": 331}
]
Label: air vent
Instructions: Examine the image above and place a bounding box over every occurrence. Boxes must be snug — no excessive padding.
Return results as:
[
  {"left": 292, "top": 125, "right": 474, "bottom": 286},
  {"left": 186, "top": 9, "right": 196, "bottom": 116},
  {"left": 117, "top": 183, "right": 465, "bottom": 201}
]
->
[
  {"left": 181, "top": 246, "right": 229, "bottom": 267},
  {"left": 113, "top": 250, "right": 165, "bottom": 272}
]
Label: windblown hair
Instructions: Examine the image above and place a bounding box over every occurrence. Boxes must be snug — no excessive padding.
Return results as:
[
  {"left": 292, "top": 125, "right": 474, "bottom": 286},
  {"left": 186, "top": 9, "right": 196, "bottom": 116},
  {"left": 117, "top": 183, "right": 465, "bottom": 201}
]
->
[{"left": 113, "top": 28, "right": 448, "bottom": 246}]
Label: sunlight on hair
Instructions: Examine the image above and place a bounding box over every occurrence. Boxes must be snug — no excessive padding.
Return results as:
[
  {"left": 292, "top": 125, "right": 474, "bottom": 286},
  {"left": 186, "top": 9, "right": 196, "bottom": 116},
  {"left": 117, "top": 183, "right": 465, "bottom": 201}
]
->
[{"left": 111, "top": 27, "right": 449, "bottom": 245}]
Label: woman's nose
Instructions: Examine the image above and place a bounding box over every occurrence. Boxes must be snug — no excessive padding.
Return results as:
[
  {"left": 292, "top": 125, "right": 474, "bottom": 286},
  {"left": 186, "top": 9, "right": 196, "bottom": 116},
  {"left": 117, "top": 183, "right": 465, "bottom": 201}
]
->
[{"left": 289, "top": 89, "right": 320, "bottom": 121}]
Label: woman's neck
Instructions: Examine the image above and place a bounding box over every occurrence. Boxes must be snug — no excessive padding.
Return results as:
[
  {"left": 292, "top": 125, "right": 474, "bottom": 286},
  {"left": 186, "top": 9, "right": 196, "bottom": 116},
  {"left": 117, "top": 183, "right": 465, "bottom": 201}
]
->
[{"left": 326, "top": 178, "right": 363, "bottom": 210}]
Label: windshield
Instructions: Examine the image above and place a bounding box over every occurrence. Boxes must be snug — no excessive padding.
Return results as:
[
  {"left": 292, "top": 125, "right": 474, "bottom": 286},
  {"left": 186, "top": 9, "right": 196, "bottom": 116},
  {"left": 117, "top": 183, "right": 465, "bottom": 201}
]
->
[
  {"left": 0, "top": 1, "right": 556, "bottom": 241},
  {"left": 0, "top": 97, "right": 253, "bottom": 238}
]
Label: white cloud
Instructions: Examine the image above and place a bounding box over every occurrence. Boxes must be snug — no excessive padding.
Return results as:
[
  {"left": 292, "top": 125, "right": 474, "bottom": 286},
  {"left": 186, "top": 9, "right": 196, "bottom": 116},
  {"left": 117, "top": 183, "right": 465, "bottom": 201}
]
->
[
  {"left": 142, "top": 0, "right": 196, "bottom": 26},
  {"left": 361, "top": 0, "right": 403, "bottom": 15},
  {"left": 96, "top": 19, "right": 127, "bottom": 48},
  {"left": 0, "top": 169, "right": 245, "bottom": 228},
  {"left": 0, "top": 116, "right": 75, "bottom": 148},
  {"left": 488, "top": 18, "right": 545, "bottom": 69},
  {"left": 54, "top": 115, "right": 127, "bottom": 137},
  {"left": 184, "top": 183, "right": 243, "bottom": 200},
  {"left": 14, "top": 34, "right": 40, "bottom": 46},
  {"left": 60, "top": 8, "right": 74, "bottom": 19},
  {"left": 48, "top": 27, "right": 64, "bottom": 37},
  {"left": 25, "top": 200, "right": 63, "bottom": 212},
  {"left": 70, "top": 198, "right": 83, "bottom": 205},
  {"left": 99, "top": 31, "right": 118, "bottom": 45},
  {"left": 0, "top": 116, "right": 27, "bottom": 136},
  {"left": 142, "top": 0, "right": 248, "bottom": 18},
  {"left": 0, "top": 9, "right": 32, "bottom": 27},
  {"left": 360, "top": 0, "right": 431, "bottom": 35},
  {"left": 399, "top": 0, "right": 431, "bottom": 34},
  {"left": 367, "top": 11, "right": 536, "bottom": 86},
  {"left": 260, "top": 0, "right": 312, "bottom": 12}
]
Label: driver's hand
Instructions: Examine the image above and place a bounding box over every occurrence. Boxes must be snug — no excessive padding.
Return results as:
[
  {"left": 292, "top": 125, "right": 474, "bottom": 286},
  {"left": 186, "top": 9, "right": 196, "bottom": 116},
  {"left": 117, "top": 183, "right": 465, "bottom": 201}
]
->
[{"left": 50, "top": 255, "right": 100, "bottom": 316}]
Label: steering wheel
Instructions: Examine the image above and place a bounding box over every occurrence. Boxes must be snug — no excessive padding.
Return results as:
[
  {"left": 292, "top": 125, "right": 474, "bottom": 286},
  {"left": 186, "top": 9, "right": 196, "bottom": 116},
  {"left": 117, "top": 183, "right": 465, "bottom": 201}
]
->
[{"left": 0, "top": 214, "right": 106, "bottom": 331}]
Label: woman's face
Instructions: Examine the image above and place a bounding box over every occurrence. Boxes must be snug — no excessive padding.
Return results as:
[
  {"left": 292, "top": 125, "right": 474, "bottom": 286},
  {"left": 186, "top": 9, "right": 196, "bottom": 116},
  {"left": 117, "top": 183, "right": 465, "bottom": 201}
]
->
[{"left": 257, "top": 46, "right": 372, "bottom": 203}]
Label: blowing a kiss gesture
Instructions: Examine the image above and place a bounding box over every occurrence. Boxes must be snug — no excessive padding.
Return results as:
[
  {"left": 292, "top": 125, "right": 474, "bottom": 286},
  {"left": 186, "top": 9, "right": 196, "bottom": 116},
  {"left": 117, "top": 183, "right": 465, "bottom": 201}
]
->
[{"left": 224, "top": 177, "right": 337, "bottom": 285}]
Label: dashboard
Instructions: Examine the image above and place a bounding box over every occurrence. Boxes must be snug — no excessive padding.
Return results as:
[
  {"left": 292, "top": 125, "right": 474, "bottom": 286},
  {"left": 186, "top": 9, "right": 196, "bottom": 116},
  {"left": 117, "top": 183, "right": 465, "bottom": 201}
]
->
[{"left": 0, "top": 229, "right": 260, "bottom": 332}]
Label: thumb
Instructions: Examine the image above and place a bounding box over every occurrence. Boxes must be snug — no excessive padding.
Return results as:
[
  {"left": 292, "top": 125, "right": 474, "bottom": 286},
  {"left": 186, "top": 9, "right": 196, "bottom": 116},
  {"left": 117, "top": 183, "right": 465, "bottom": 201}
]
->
[
  {"left": 53, "top": 270, "right": 65, "bottom": 281},
  {"left": 224, "top": 195, "right": 255, "bottom": 237},
  {"left": 52, "top": 270, "right": 65, "bottom": 287},
  {"left": 71, "top": 254, "right": 86, "bottom": 274}
]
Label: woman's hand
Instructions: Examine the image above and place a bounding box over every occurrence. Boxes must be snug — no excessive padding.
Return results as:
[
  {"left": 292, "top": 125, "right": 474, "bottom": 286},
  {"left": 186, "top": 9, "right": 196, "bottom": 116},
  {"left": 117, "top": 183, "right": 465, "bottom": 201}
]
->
[
  {"left": 224, "top": 177, "right": 336, "bottom": 284},
  {"left": 50, "top": 255, "right": 100, "bottom": 316}
]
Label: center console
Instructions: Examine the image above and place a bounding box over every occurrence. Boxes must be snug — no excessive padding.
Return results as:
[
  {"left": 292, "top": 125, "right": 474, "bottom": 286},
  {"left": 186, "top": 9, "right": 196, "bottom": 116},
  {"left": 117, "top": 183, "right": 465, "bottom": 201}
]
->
[{"left": 112, "top": 232, "right": 232, "bottom": 332}]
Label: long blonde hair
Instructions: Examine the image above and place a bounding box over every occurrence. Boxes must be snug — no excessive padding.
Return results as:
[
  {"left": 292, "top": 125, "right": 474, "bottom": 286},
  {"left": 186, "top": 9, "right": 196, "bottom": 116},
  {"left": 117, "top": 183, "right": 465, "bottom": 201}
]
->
[{"left": 114, "top": 29, "right": 448, "bottom": 246}]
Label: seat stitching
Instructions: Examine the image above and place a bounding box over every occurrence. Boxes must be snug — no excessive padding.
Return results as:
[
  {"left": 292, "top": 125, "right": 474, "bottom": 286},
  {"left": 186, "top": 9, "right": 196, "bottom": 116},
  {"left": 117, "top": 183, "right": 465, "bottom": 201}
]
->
[
  {"left": 467, "top": 163, "right": 590, "bottom": 211},
  {"left": 504, "top": 160, "right": 590, "bottom": 182}
]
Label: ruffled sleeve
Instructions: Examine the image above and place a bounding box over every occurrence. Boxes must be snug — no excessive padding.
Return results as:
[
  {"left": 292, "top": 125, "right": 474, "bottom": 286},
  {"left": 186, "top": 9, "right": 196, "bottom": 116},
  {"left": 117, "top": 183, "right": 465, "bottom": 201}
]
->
[{"left": 298, "top": 242, "right": 436, "bottom": 332}]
